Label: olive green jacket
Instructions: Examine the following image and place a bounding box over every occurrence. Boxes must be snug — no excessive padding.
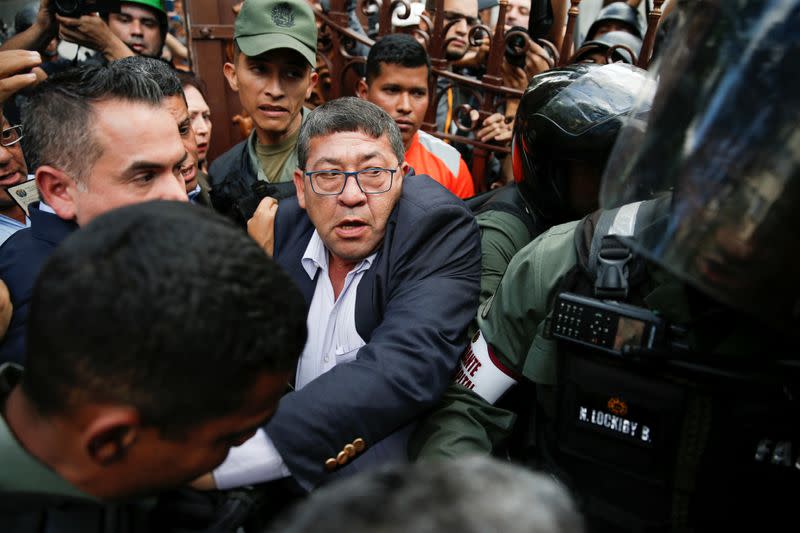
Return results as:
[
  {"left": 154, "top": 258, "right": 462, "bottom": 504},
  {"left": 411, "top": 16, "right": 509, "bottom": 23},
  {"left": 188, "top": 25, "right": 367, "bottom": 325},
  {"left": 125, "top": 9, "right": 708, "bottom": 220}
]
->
[
  {"left": 475, "top": 210, "right": 534, "bottom": 306},
  {"left": 410, "top": 220, "right": 581, "bottom": 459}
]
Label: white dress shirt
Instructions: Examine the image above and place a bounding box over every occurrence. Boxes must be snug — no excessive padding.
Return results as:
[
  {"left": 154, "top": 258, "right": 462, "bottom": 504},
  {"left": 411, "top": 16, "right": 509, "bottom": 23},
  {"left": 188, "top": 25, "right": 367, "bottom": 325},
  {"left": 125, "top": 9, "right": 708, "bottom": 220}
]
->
[{"left": 213, "top": 230, "right": 375, "bottom": 489}]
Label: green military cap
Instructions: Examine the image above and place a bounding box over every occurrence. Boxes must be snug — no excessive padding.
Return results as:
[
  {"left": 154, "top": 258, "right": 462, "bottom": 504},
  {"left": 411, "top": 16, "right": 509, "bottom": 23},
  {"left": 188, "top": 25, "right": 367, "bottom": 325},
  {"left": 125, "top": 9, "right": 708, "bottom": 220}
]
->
[{"left": 234, "top": 0, "right": 318, "bottom": 66}]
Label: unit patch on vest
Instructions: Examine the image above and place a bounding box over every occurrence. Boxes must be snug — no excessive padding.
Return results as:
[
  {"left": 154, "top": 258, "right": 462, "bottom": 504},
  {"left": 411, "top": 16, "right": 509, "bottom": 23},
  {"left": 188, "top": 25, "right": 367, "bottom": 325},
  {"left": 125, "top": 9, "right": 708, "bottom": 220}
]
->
[{"left": 577, "top": 394, "right": 655, "bottom": 446}]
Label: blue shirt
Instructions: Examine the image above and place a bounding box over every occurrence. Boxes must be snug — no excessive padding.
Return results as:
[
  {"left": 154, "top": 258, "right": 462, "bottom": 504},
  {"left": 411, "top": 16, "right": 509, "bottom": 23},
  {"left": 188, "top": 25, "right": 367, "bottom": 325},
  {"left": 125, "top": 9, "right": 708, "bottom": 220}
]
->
[
  {"left": 0, "top": 213, "right": 28, "bottom": 247},
  {"left": 188, "top": 184, "right": 202, "bottom": 203}
]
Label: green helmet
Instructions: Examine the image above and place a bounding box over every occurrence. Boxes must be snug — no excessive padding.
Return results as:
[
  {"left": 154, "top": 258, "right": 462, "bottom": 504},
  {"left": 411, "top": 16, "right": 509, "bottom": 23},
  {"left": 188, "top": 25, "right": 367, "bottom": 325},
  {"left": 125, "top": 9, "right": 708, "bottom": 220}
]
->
[{"left": 125, "top": 0, "right": 167, "bottom": 15}]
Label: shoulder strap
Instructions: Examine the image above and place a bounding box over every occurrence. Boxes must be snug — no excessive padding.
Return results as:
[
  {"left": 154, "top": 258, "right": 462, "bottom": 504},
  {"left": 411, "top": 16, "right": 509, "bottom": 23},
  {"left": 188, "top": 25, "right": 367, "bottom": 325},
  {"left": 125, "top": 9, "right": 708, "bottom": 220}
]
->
[
  {"left": 572, "top": 199, "right": 665, "bottom": 301},
  {"left": 469, "top": 184, "right": 538, "bottom": 240}
]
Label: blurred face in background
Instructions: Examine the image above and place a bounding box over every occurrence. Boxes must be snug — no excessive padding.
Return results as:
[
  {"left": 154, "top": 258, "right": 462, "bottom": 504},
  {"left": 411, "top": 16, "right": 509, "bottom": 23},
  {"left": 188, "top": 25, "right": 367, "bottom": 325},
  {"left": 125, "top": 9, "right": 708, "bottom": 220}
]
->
[
  {"left": 443, "top": 0, "right": 478, "bottom": 60},
  {"left": 161, "top": 94, "right": 199, "bottom": 193},
  {"left": 184, "top": 85, "right": 213, "bottom": 167},
  {"left": 107, "top": 3, "right": 164, "bottom": 58},
  {"left": 359, "top": 63, "right": 429, "bottom": 149},
  {"left": 505, "top": 0, "right": 531, "bottom": 30},
  {"left": 0, "top": 114, "right": 28, "bottom": 211}
]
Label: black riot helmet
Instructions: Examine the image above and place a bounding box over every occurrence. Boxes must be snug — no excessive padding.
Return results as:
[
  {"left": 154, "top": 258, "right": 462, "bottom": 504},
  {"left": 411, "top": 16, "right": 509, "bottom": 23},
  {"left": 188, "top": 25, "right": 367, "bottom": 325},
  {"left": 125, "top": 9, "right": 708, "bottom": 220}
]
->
[
  {"left": 601, "top": 0, "right": 800, "bottom": 333},
  {"left": 585, "top": 1, "right": 644, "bottom": 41},
  {"left": 510, "top": 62, "right": 655, "bottom": 224},
  {"left": 572, "top": 30, "right": 643, "bottom": 65}
]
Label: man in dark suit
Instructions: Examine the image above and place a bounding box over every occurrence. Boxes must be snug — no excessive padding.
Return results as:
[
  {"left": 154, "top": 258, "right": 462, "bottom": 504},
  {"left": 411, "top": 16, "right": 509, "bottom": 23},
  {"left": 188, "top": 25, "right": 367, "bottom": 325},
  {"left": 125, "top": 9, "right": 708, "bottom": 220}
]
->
[
  {"left": 0, "top": 62, "right": 188, "bottom": 365},
  {"left": 206, "top": 97, "right": 481, "bottom": 495}
]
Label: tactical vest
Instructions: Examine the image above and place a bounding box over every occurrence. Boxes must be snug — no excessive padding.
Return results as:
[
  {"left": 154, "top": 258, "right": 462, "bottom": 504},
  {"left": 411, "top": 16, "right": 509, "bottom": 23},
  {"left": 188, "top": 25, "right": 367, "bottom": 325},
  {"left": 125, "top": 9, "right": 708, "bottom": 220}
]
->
[{"left": 530, "top": 199, "right": 800, "bottom": 532}]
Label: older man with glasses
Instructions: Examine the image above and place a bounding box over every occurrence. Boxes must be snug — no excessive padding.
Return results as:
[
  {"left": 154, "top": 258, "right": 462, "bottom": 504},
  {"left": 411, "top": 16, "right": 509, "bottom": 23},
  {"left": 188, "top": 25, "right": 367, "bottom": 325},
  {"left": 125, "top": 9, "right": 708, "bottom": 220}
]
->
[
  {"left": 0, "top": 49, "right": 40, "bottom": 247},
  {"left": 0, "top": 119, "right": 28, "bottom": 246},
  {"left": 195, "top": 97, "right": 480, "bottom": 516}
]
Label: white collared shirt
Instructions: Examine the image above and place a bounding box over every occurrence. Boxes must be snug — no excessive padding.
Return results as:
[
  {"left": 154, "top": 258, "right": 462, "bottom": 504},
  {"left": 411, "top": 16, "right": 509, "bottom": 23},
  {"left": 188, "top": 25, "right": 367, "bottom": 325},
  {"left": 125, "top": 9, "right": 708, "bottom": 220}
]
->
[
  {"left": 295, "top": 230, "right": 374, "bottom": 388},
  {"left": 213, "top": 231, "right": 375, "bottom": 489}
]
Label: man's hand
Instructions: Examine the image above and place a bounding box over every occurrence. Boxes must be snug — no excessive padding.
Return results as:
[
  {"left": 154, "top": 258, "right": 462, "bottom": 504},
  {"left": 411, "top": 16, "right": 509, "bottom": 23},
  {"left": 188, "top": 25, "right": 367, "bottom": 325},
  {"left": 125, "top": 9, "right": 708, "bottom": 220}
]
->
[
  {"left": 0, "top": 50, "right": 43, "bottom": 104},
  {"left": 35, "top": 0, "right": 58, "bottom": 36},
  {"left": 57, "top": 13, "right": 134, "bottom": 61},
  {"left": 477, "top": 112, "right": 513, "bottom": 144},
  {"left": 247, "top": 196, "right": 279, "bottom": 257},
  {"left": 522, "top": 38, "right": 554, "bottom": 78},
  {"left": 502, "top": 36, "right": 553, "bottom": 92},
  {"left": 454, "top": 37, "right": 490, "bottom": 69},
  {"left": 501, "top": 61, "right": 530, "bottom": 92}
]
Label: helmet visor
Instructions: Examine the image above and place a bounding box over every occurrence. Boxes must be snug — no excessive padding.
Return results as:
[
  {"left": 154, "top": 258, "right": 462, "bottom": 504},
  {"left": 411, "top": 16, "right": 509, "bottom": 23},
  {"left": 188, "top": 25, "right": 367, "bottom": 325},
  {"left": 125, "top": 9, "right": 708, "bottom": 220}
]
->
[
  {"left": 536, "top": 63, "right": 656, "bottom": 137},
  {"left": 599, "top": 0, "right": 800, "bottom": 327}
]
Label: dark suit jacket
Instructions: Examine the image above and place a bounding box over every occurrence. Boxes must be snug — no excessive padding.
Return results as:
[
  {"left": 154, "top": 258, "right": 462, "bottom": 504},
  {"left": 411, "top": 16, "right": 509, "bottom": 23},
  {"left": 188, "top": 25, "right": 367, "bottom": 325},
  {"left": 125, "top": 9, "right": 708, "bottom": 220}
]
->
[
  {"left": 0, "top": 205, "right": 77, "bottom": 365},
  {"left": 192, "top": 170, "right": 214, "bottom": 208},
  {"left": 269, "top": 174, "right": 481, "bottom": 490}
]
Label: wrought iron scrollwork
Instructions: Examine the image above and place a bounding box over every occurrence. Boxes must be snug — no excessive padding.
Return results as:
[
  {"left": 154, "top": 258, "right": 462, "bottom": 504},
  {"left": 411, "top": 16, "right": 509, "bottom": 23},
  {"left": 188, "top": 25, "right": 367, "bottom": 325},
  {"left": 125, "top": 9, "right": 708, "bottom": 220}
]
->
[{"left": 314, "top": 0, "right": 662, "bottom": 191}]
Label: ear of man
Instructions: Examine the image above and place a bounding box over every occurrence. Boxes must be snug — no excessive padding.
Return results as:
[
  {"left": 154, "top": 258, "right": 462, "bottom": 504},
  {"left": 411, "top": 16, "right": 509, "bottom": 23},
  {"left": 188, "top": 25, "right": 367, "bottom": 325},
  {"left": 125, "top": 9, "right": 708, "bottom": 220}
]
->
[
  {"left": 222, "top": 62, "right": 239, "bottom": 93},
  {"left": 304, "top": 70, "right": 319, "bottom": 100},
  {"left": 293, "top": 168, "right": 307, "bottom": 209},
  {"left": 356, "top": 78, "right": 369, "bottom": 100},
  {"left": 82, "top": 407, "right": 140, "bottom": 466},
  {"left": 35, "top": 166, "right": 78, "bottom": 221}
]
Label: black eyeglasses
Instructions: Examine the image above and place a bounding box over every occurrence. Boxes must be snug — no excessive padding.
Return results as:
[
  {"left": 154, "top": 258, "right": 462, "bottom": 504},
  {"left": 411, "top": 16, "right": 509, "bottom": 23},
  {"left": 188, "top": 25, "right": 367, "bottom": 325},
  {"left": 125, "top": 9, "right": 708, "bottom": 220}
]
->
[
  {"left": 304, "top": 167, "right": 398, "bottom": 195},
  {"left": 0, "top": 125, "right": 23, "bottom": 147},
  {"left": 442, "top": 10, "right": 478, "bottom": 26}
]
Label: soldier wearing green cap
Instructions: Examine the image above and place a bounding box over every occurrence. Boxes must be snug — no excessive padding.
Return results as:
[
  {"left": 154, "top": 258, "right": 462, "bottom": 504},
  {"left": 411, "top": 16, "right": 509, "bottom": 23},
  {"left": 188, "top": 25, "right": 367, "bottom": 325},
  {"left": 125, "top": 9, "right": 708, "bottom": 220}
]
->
[{"left": 209, "top": 0, "right": 319, "bottom": 208}]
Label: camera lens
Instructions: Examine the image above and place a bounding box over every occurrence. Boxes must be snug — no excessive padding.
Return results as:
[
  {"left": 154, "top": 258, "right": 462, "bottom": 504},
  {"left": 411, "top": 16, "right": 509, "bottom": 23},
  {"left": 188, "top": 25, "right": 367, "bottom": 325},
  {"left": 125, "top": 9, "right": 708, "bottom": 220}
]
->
[
  {"left": 54, "top": 0, "right": 81, "bottom": 17},
  {"left": 505, "top": 26, "right": 528, "bottom": 68}
]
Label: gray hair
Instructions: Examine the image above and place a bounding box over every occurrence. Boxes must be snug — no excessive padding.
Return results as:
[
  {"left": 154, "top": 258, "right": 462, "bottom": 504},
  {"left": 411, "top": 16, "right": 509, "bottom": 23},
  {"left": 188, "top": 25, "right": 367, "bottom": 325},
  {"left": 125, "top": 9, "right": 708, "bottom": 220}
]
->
[
  {"left": 22, "top": 63, "right": 163, "bottom": 180},
  {"left": 268, "top": 456, "right": 585, "bottom": 533},
  {"left": 297, "top": 97, "right": 405, "bottom": 170},
  {"left": 110, "top": 56, "right": 185, "bottom": 101}
]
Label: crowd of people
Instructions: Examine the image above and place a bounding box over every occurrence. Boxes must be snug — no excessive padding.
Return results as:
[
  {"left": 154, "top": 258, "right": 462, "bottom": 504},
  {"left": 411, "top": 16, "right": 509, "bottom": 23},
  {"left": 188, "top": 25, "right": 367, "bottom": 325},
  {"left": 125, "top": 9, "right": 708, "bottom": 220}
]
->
[{"left": 0, "top": 0, "right": 797, "bottom": 532}]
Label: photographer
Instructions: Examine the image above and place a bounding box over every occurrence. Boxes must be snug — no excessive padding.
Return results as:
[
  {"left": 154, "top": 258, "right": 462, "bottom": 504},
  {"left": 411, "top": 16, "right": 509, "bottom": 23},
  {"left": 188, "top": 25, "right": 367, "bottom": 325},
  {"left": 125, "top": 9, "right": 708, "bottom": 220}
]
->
[{"left": 1, "top": 0, "right": 168, "bottom": 65}]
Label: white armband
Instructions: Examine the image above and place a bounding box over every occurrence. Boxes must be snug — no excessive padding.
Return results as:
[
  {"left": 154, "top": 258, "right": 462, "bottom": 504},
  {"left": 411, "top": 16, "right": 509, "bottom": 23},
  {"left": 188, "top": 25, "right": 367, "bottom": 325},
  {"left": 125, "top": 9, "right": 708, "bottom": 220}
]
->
[{"left": 453, "top": 331, "right": 518, "bottom": 404}]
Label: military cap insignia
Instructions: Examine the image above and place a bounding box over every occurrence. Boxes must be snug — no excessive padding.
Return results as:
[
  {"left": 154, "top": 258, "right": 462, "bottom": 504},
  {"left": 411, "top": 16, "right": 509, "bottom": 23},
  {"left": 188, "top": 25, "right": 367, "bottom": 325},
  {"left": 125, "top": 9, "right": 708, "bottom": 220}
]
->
[{"left": 271, "top": 3, "right": 295, "bottom": 27}]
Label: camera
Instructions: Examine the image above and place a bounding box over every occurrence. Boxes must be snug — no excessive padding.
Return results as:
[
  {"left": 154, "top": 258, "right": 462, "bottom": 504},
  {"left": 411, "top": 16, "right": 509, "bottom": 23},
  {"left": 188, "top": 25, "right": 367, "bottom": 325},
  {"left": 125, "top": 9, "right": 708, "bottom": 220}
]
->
[
  {"left": 54, "top": 0, "right": 120, "bottom": 18},
  {"left": 210, "top": 172, "right": 296, "bottom": 228},
  {"left": 505, "top": 0, "right": 554, "bottom": 69},
  {"left": 504, "top": 26, "right": 528, "bottom": 69}
]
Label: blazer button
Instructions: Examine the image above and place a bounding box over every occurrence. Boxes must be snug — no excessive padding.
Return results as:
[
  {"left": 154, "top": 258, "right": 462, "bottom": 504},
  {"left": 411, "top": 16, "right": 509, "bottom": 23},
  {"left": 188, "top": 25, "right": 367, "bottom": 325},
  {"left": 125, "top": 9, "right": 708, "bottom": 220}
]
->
[
  {"left": 336, "top": 451, "right": 349, "bottom": 465},
  {"left": 324, "top": 458, "right": 337, "bottom": 472},
  {"left": 353, "top": 438, "right": 366, "bottom": 453},
  {"left": 344, "top": 443, "right": 356, "bottom": 457}
]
